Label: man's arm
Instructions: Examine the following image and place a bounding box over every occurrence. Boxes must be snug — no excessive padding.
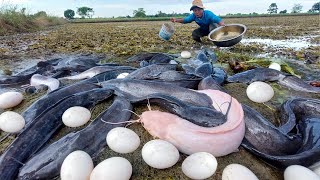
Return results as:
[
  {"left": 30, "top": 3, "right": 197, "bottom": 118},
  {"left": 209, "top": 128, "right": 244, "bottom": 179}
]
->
[
  {"left": 171, "top": 14, "right": 194, "bottom": 24},
  {"left": 170, "top": 18, "right": 184, "bottom": 23}
]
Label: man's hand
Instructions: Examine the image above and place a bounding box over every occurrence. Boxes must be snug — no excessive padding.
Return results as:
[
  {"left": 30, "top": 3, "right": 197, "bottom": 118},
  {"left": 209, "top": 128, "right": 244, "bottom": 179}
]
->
[
  {"left": 171, "top": 18, "right": 183, "bottom": 23},
  {"left": 218, "top": 21, "right": 226, "bottom": 26}
]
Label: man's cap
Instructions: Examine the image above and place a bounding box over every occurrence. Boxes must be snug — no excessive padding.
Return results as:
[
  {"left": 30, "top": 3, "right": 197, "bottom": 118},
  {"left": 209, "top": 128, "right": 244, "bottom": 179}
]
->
[{"left": 190, "top": 0, "right": 205, "bottom": 11}]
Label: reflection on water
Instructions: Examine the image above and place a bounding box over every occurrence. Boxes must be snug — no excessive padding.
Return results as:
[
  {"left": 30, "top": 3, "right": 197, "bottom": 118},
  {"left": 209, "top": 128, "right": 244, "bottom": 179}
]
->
[
  {"left": 0, "top": 58, "right": 43, "bottom": 76},
  {"left": 13, "top": 59, "right": 42, "bottom": 74},
  {"left": 285, "top": 59, "right": 320, "bottom": 81}
]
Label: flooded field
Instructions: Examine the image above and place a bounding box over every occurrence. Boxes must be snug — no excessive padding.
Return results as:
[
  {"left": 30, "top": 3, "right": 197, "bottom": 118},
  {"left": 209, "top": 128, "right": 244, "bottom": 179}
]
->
[{"left": 0, "top": 15, "right": 319, "bottom": 179}]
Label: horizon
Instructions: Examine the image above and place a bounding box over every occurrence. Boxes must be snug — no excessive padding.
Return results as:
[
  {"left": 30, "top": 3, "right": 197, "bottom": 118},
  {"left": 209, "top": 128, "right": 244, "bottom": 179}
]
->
[{"left": 1, "top": 0, "right": 318, "bottom": 18}]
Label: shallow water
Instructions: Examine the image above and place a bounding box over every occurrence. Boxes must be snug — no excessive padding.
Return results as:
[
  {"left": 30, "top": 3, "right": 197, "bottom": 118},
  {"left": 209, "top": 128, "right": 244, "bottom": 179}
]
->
[
  {"left": 213, "top": 31, "right": 240, "bottom": 41},
  {"left": 279, "top": 58, "right": 320, "bottom": 81},
  {"left": 0, "top": 57, "right": 43, "bottom": 76},
  {"left": 241, "top": 36, "right": 319, "bottom": 50}
]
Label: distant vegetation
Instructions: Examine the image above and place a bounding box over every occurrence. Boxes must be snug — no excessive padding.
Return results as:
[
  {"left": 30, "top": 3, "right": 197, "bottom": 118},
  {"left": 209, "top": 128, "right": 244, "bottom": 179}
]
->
[
  {"left": 68, "top": 2, "right": 319, "bottom": 23},
  {"left": 70, "top": 17, "right": 175, "bottom": 23},
  {"left": 229, "top": 2, "right": 319, "bottom": 16},
  {"left": 265, "top": 2, "right": 320, "bottom": 14},
  {"left": 308, "top": 2, "right": 320, "bottom": 13},
  {"left": 0, "top": 5, "right": 66, "bottom": 36},
  {"left": 64, "top": 7, "right": 94, "bottom": 19},
  {"left": 77, "top": 7, "right": 94, "bottom": 19},
  {"left": 131, "top": 8, "right": 190, "bottom": 18},
  {"left": 64, "top": 9, "right": 75, "bottom": 19},
  {"left": 1, "top": 1, "right": 319, "bottom": 36},
  {"left": 68, "top": 7, "right": 190, "bottom": 23},
  {"left": 65, "top": 7, "right": 190, "bottom": 20},
  {"left": 224, "top": 12, "right": 319, "bottom": 18},
  {"left": 70, "top": 12, "right": 319, "bottom": 24}
]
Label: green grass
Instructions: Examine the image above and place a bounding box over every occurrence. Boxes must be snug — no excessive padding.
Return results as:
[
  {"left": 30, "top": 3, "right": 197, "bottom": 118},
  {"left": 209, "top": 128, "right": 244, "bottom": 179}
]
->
[
  {"left": 0, "top": 5, "right": 66, "bottom": 36},
  {"left": 0, "top": 6, "right": 34, "bottom": 34}
]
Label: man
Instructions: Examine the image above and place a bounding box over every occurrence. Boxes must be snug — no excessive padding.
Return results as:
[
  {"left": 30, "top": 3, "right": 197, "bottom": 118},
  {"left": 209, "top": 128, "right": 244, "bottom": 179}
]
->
[{"left": 171, "top": 0, "right": 225, "bottom": 42}]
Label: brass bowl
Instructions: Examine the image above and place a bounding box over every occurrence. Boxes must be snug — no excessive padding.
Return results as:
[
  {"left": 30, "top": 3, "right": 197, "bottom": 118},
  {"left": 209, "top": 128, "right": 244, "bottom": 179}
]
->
[{"left": 208, "top": 24, "right": 247, "bottom": 47}]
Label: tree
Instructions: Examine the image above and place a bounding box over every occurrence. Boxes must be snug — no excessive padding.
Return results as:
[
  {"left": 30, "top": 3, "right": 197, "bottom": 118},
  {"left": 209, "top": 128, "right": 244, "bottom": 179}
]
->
[
  {"left": 155, "top": 11, "right": 167, "bottom": 17},
  {"left": 77, "top": 7, "right": 94, "bottom": 18},
  {"left": 267, "top": 3, "right": 278, "bottom": 14},
  {"left": 21, "top": 8, "right": 26, "bottom": 15},
  {"left": 133, "top": 8, "right": 146, "bottom": 18},
  {"left": 279, "top": 10, "right": 287, "bottom": 14},
  {"left": 307, "top": 9, "right": 314, "bottom": 13},
  {"left": 33, "top": 11, "right": 47, "bottom": 17},
  {"left": 291, "top": 4, "right": 303, "bottom": 13},
  {"left": 64, "top": 9, "right": 75, "bottom": 19},
  {"left": 309, "top": 2, "right": 320, "bottom": 13}
]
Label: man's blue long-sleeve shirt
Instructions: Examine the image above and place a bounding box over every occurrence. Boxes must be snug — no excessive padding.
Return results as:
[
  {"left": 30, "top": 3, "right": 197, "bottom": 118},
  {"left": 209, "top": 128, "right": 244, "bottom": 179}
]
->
[{"left": 183, "top": 10, "right": 222, "bottom": 31}]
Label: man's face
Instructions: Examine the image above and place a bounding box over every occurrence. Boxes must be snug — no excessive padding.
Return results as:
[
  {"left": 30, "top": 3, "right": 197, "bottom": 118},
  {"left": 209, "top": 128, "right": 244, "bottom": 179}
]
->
[{"left": 193, "top": 8, "right": 204, "bottom": 18}]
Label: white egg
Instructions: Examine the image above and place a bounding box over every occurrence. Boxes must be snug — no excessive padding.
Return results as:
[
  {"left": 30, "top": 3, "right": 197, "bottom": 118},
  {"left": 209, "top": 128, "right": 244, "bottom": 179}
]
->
[
  {"left": 60, "top": 150, "right": 93, "bottom": 180},
  {"left": 30, "top": 74, "right": 60, "bottom": 91},
  {"left": 106, "top": 127, "right": 140, "bottom": 154},
  {"left": 284, "top": 165, "right": 320, "bottom": 180},
  {"left": 62, "top": 106, "right": 91, "bottom": 127},
  {"left": 182, "top": 152, "right": 217, "bottom": 180},
  {"left": 268, "top": 62, "right": 281, "bottom": 71},
  {"left": 222, "top": 164, "right": 258, "bottom": 180},
  {"left": 0, "top": 91, "right": 23, "bottom": 109},
  {"left": 116, "top": 73, "right": 129, "bottom": 79},
  {"left": 314, "top": 169, "right": 320, "bottom": 177},
  {"left": 142, "top": 139, "right": 179, "bottom": 169},
  {"left": 0, "top": 111, "right": 25, "bottom": 133},
  {"left": 246, "top": 81, "right": 274, "bottom": 103},
  {"left": 181, "top": 51, "right": 191, "bottom": 59},
  {"left": 90, "top": 157, "right": 132, "bottom": 180}
]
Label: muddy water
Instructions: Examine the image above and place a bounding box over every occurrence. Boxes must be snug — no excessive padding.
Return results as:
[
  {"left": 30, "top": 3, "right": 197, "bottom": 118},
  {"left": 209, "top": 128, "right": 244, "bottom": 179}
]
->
[{"left": 214, "top": 31, "right": 240, "bottom": 41}]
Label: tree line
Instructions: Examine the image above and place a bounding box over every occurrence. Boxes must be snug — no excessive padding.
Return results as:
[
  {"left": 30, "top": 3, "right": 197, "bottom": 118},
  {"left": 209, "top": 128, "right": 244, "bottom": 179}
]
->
[
  {"left": 267, "top": 2, "right": 319, "bottom": 14},
  {"left": 64, "top": 2, "right": 320, "bottom": 19},
  {"left": 130, "top": 8, "right": 190, "bottom": 18},
  {"left": 64, "top": 7, "right": 189, "bottom": 19}
]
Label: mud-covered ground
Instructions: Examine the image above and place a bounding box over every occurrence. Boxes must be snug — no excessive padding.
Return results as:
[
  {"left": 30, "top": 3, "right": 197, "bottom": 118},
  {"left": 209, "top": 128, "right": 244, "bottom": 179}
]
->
[
  {"left": 0, "top": 15, "right": 319, "bottom": 180},
  {"left": 0, "top": 15, "right": 319, "bottom": 66}
]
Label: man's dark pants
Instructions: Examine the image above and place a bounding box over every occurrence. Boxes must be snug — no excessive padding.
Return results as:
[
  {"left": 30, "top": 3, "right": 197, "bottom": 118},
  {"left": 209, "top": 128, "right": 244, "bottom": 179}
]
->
[{"left": 192, "top": 23, "right": 219, "bottom": 42}]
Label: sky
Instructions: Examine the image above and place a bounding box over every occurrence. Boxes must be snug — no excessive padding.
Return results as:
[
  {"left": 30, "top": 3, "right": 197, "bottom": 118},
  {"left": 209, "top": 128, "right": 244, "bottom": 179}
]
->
[{"left": 1, "top": 0, "right": 318, "bottom": 18}]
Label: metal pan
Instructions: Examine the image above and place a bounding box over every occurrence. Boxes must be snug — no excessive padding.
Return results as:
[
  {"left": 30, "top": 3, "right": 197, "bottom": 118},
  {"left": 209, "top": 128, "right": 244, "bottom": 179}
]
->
[{"left": 208, "top": 24, "right": 247, "bottom": 47}]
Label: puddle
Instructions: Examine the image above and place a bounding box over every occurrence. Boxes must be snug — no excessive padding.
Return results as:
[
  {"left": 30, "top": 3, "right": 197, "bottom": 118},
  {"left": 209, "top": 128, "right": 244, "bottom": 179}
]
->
[
  {"left": 241, "top": 36, "right": 319, "bottom": 50},
  {"left": 0, "top": 58, "right": 44, "bottom": 76},
  {"left": 284, "top": 59, "right": 320, "bottom": 81},
  {"left": 12, "top": 59, "right": 43, "bottom": 74}
]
